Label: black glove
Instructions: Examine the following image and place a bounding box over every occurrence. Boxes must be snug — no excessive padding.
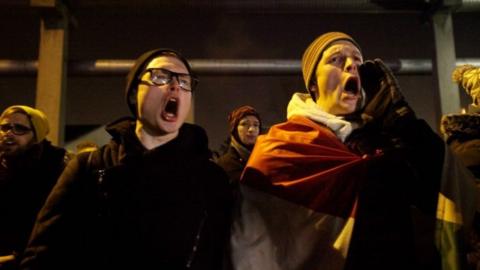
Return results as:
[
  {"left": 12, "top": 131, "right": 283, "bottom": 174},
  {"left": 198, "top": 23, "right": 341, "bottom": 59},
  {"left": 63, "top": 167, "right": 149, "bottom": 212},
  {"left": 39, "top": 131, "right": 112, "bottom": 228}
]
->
[{"left": 359, "top": 58, "right": 416, "bottom": 130}]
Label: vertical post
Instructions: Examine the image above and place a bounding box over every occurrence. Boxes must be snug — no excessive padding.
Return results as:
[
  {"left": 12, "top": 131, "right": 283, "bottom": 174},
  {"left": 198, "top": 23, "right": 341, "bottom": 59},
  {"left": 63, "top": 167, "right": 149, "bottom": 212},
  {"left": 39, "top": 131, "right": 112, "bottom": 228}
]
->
[
  {"left": 432, "top": 11, "right": 460, "bottom": 119},
  {"left": 32, "top": 0, "right": 68, "bottom": 145},
  {"left": 186, "top": 95, "right": 195, "bottom": 124}
]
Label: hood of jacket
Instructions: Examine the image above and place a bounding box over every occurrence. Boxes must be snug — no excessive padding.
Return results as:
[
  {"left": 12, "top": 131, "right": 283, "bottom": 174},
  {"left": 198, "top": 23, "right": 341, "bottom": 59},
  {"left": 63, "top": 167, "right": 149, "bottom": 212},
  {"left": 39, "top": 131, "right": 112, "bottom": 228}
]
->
[
  {"left": 104, "top": 117, "right": 212, "bottom": 163},
  {"left": 441, "top": 113, "right": 480, "bottom": 143}
]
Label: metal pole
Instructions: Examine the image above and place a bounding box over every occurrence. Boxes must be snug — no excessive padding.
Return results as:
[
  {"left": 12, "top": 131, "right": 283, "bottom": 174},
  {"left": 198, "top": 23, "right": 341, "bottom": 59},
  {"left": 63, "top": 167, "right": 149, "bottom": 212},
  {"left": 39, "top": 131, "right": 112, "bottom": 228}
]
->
[
  {"left": 1, "top": 59, "right": 479, "bottom": 76},
  {"left": 432, "top": 11, "right": 461, "bottom": 117}
]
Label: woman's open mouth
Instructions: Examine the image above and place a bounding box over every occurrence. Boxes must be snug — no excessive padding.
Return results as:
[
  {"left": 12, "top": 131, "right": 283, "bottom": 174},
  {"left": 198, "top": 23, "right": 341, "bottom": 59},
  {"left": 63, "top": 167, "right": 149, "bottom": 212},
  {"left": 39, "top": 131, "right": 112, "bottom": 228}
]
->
[{"left": 344, "top": 77, "right": 360, "bottom": 96}]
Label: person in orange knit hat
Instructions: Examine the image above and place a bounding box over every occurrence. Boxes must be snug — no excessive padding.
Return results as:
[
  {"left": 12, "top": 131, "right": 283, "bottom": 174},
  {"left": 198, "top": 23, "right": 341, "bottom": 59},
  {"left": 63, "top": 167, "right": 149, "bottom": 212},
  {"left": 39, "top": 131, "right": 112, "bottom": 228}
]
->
[{"left": 230, "top": 32, "right": 477, "bottom": 270}]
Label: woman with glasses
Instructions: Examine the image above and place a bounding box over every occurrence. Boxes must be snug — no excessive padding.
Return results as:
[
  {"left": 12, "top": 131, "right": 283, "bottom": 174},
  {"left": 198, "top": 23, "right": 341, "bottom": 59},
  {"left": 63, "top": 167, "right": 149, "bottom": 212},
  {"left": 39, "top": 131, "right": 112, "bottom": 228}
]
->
[{"left": 0, "top": 105, "right": 68, "bottom": 270}]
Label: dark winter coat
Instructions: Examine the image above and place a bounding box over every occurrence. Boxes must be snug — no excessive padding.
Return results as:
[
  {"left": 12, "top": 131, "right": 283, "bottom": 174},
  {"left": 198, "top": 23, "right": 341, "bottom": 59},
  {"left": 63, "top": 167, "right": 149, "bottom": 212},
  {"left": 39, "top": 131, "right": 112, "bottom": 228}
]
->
[
  {"left": 0, "top": 140, "right": 67, "bottom": 264},
  {"left": 216, "top": 146, "right": 247, "bottom": 185},
  {"left": 20, "top": 118, "right": 232, "bottom": 270},
  {"left": 441, "top": 113, "right": 480, "bottom": 178}
]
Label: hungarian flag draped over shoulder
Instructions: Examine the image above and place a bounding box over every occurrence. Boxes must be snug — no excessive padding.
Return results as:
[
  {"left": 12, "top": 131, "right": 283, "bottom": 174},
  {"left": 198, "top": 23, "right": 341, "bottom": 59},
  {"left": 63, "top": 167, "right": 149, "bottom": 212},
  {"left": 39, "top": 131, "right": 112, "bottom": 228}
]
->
[
  {"left": 230, "top": 115, "right": 368, "bottom": 270},
  {"left": 230, "top": 115, "right": 479, "bottom": 270}
]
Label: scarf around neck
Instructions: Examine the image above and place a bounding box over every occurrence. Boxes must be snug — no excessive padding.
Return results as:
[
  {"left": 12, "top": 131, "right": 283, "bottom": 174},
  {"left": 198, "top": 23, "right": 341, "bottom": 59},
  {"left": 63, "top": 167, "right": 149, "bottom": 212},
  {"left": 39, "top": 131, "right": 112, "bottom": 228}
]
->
[
  {"left": 230, "top": 136, "right": 252, "bottom": 162},
  {"left": 287, "top": 93, "right": 353, "bottom": 141}
]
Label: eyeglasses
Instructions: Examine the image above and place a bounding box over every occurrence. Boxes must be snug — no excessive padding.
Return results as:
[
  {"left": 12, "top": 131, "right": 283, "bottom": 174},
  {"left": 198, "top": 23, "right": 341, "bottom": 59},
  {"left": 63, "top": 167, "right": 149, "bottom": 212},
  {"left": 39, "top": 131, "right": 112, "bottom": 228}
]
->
[
  {"left": 0, "top": 123, "right": 33, "bottom": 135},
  {"left": 139, "top": 68, "right": 198, "bottom": 92}
]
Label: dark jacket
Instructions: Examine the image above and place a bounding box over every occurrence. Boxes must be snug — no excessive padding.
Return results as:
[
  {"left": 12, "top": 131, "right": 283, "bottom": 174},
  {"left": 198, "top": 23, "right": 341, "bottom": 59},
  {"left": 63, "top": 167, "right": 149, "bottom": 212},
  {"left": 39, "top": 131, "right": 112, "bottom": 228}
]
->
[
  {"left": 0, "top": 140, "right": 67, "bottom": 265},
  {"left": 441, "top": 113, "right": 480, "bottom": 178},
  {"left": 216, "top": 146, "right": 247, "bottom": 185},
  {"left": 21, "top": 118, "right": 232, "bottom": 270},
  {"left": 345, "top": 118, "right": 445, "bottom": 270}
]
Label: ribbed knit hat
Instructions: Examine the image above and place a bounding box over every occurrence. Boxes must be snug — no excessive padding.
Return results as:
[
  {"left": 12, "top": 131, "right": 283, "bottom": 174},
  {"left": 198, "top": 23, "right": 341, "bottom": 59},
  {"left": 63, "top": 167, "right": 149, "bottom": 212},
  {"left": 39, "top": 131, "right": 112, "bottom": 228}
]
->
[
  {"left": 452, "top": 64, "right": 480, "bottom": 106},
  {"left": 302, "top": 32, "right": 361, "bottom": 94},
  {"left": 228, "top": 106, "right": 261, "bottom": 136},
  {"left": 125, "top": 48, "right": 194, "bottom": 117},
  {"left": 0, "top": 105, "right": 50, "bottom": 142}
]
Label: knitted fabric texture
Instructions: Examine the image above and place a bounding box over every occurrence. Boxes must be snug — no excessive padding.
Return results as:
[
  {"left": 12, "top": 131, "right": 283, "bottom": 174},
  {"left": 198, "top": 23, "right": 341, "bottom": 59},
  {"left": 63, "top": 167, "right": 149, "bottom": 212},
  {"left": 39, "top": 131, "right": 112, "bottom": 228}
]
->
[
  {"left": 301, "top": 32, "right": 361, "bottom": 92},
  {"left": 0, "top": 105, "right": 50, "bottom": 142},
  {"left": 228, "top": 105, "right": 261, "bottom": 135},
  {"left": 441, "top": 113, "right": 480, "bottom": 143}
]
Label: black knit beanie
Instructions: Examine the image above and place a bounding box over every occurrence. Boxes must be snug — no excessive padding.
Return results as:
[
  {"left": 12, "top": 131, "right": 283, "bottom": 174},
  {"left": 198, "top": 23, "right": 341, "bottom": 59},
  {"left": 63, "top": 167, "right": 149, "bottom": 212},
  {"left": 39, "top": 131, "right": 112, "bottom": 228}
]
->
[{"left": 125, "top": 48, "right": 194, "bottom": 117}]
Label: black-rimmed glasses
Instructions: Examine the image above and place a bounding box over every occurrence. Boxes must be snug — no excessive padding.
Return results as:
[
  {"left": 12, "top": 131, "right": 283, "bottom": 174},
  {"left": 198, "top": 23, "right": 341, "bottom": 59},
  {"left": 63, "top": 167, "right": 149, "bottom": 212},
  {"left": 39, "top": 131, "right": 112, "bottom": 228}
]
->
[
  {"left": 139, "top": 68, "right": 198, "bottom": 92},
  {"left": 0, "top": 123, "right": 33, "bottom": 135}
]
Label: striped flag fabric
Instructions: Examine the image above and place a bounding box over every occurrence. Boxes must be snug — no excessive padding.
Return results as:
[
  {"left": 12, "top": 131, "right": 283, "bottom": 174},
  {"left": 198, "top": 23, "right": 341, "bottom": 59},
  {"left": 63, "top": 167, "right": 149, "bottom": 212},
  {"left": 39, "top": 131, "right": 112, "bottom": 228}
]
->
[{"left": 230, "top": 115, "right": 478, "bottom": 270}]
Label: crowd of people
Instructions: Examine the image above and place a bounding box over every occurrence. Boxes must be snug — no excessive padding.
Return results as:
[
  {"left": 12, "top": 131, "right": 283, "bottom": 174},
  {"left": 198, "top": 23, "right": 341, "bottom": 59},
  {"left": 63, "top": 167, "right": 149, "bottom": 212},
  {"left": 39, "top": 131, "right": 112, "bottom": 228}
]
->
[{"left": 0, "top": 32, "right": 479, "bottom": 270}]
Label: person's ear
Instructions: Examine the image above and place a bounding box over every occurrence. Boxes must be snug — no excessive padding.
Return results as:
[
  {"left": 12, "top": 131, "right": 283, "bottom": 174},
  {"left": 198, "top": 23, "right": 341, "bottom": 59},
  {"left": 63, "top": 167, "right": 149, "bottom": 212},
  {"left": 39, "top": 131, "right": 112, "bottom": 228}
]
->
[{"left": 309, "top": 84, "right": 318, "bottom": 101}]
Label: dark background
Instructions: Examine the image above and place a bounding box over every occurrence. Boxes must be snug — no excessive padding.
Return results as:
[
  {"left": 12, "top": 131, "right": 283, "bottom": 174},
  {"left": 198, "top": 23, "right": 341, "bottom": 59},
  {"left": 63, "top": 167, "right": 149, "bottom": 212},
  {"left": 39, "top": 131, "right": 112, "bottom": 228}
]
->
[{"left": 0, "top": 2, "right": 479, "bottom": 150}]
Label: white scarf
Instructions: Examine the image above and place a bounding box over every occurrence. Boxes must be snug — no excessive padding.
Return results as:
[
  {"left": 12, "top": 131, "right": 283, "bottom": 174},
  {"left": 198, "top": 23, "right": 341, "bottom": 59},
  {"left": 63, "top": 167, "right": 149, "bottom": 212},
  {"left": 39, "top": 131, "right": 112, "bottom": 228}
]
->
[{"left": 286, "top": 92, "right": 353, "bottom": 142}]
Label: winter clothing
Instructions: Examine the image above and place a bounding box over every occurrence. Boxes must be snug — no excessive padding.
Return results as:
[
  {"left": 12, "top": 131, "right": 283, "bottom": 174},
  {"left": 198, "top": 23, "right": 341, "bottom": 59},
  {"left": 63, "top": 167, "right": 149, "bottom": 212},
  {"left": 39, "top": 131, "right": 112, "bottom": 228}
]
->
[
  {"left": 125, "top": 49, "right": 195, "bottom": 117},
  {"left": 0, "top": 140, "right": 67, "bottom": 268},
  {"left": 230, "top": 87, "right": 477, "bottom": 270},
  {"left": 441, "top": 113, "right": 480, "bottom": 178},
  {"left": 217, "top": 106, "right": 260, "bottom": 183},
  {"left": 442, "top": 65, "right": 480, "bottom": 269},
  {"left": 302, "top": 32, "right": 361, "bottom": 93},
  {"left": 442, "top": 64, "right": 480, "bottom": 177},
  {"left": 227, "top": 106, "right": 261, "bottom": 136},
  {"left": 358, "top": 59, "right": 415, "bottom": 131},
  {"left": 287, "top": 93, "right": 353, "bottom": 141},
  {"left": 1, "top": 106, "right": 49, "bottom": 143},
  {"left": 20, "top": 118, "right": 232, "bottom": 270},
  {"left": 216, "top": 137, "right": 251, "bottom": 185}
]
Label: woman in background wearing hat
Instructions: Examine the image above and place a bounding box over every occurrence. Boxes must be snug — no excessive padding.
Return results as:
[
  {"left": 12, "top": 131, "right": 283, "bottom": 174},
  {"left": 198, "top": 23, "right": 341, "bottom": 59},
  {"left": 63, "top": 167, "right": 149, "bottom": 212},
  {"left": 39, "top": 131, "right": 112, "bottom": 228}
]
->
[
  {"left": 230, "top": 32, "right": 477, "bottom": 270},
  {"left": 216, "top": 106, "right": 261, "bottom": 185},
  {"left": 0, "top": 105, "right": 68, "bottom": 270}
]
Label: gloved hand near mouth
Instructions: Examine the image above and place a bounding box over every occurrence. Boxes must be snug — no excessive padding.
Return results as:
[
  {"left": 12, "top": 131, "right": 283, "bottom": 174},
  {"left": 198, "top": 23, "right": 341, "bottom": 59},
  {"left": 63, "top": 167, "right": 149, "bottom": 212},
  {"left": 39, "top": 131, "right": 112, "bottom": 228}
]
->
[{"left": 359, "top": 58, "right": 416, "bottom": 131}]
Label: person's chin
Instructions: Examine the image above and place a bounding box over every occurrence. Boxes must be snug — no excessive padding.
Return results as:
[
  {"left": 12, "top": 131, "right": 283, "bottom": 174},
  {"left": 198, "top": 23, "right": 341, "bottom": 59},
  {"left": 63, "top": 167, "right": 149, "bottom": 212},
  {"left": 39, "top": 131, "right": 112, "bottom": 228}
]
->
[
  {"left": 340, "top": 102, "right": 357, "bottom": 114},
  {"left": 157, "top": 119, "right": 182, "bottom": 134}
]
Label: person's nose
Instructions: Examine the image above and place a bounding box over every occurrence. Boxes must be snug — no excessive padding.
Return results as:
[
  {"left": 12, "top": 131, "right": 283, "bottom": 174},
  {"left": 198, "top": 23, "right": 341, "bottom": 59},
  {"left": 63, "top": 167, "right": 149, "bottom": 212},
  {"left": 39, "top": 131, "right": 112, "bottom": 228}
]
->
[
  {"left": 168, "top": 76, "right": 181, "bottom": 92},
  {"left": 344, "top": 57, "right": 358, "bottom": 74},
  {"left": 248, "top": 125, "right": 258, "bottom": 133}
]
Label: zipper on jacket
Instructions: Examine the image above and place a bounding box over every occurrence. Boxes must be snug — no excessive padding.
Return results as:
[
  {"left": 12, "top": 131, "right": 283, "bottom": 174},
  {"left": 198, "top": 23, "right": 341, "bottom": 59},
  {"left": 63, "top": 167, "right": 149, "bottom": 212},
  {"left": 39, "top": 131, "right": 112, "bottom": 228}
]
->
[{"left": 185, "top": 210, "right": 208, "bottom": 269}]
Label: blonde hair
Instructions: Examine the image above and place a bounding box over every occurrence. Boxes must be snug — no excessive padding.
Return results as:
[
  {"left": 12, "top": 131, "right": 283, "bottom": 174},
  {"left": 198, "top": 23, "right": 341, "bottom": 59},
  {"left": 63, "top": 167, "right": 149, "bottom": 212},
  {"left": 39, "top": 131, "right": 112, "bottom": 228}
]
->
[{"left": 452, "top": 65, "right": 480, "bottom": 106}]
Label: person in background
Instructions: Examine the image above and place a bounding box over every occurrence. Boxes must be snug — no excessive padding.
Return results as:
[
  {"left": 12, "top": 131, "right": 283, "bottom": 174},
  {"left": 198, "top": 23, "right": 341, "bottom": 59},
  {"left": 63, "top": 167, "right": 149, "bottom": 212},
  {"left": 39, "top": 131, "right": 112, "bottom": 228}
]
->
[
  {"left": 441, "top": 64, "right": 480, "bottom": 269},
  {"left": 21, "top": 49, "right": 232, "bottom": 270},
  {"left": 216, "top": 105, "right": 261, "bottom": 184},
  {"left": 230, "top": 32, "right": 477, "bottom": 270},
  {"left": 0, "top": 105, "right": 68, "bottom": 270},
  {"left": 441, "top": 65, "right": 480, "bottom": 178}
]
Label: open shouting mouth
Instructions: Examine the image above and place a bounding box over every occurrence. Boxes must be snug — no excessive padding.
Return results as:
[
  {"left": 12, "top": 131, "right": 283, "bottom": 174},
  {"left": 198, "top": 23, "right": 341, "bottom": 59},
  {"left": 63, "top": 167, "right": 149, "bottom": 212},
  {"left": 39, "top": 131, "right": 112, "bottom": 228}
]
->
[
  {"left": 344, "top": 77, "right": 360, "bottom": 96},
  {"left": 162, "top": 97, "right": 179, "bottom": 121}
]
